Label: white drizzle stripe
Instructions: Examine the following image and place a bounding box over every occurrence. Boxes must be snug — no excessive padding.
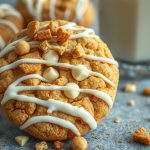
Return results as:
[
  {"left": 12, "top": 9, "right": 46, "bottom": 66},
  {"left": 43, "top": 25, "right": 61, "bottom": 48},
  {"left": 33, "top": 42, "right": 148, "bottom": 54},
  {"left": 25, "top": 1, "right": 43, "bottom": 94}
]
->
[
  {"left": 35, "top": 0, "right": 43, "bottom": 20},
  {"left": 49, "top": 0, "right": 56, "bottom": 20},
  {"left": 0, "top": 58, "right": 114, "bottom": 87},
  {"left": 0, "top": 4, "right": 22, "bottom": 19},
  {"left": 20, "top": 115, "right": 80, "bottom": 136},
  {"left": 75, "top": 0, "right": 88, "bottom": 22},
  {"left": 0, "top": 19, "right": 19, "bottom": 34},
  {"left": 1, "top": 74, "right": 113, "bottom": 108},
  {"left": 83, "top": 55, "right": 118, "bottom": 66},
  {"left": 0, "top": 36, "right": 5, "bottom": 49}
]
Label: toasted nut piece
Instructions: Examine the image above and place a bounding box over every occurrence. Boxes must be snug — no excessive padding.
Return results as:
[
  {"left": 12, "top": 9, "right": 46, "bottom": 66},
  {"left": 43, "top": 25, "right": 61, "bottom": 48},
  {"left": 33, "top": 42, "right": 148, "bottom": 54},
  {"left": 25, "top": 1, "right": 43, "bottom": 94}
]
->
[
  {"left": 43, "top": 67, "right": 59, "bottom": 82},
  {"left": 27, "top": 21, "right": 40, "bottom": 39},
  {"left": 15, "top": 135, "right": 29, "bottom": 147},
  {"left": 34, "top": 29, "right": 52, "bottom": 41},
  {"left": 57, "top": 28, "right": 70, "bottom": 43},
  {"left": 35, "top": 141, "right": 48, "bottom": 150},
  {"left": 43, "top": 50, "right": 59, "bottom": 63},
  {"left": 71, "top": 136, "right": 88, "bottom": 150},
  {"left": 125, "top": 83, "right": 136, "bottom": 93},
  {"left": 15, "top": 41, "right": 30, "bottom": 55},
  {"left": 72, "top": 44, "right": 85, "bottom": 58},
  {"left": 114, "top": 117, "right": 121, "bottom": 123},
  {"left": 53, "top": 141, "right": 64, "bottom": 149},
  {"left": 64, "top": 83, "right": 80, "bottom": 99},
  {"left": 133, "top": 127, "right": 150, "bottom": 145},
  {"left": 128, "top": 99, "right": 135, "bottom": 106},
  {"left": 72, "top": 65, "right": 89, "bottom": 81},
  {"left": 143, "top": 88, "right": 150, "bottom": 96}
]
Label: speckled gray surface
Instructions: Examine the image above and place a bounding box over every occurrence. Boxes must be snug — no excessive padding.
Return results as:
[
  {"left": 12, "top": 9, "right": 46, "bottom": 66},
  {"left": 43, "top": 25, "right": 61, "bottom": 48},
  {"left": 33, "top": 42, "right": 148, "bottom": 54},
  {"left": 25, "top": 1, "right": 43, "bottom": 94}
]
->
[{"left": 0, "top": 0, "right": 150, "bottom": 150}]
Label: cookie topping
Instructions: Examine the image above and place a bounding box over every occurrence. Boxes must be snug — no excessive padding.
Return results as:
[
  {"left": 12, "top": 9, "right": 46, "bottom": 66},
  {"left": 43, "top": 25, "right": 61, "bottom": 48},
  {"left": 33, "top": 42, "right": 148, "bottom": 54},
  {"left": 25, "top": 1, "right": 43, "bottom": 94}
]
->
[
  {"left": 43, "top": 67, "right": 59, "bottom": 82},
  {"left": 43, "top": 50, "right": 59, "bottom": 63},
  {"left": 64, "top": 82, "right": 80, "bottom": 99},
  {"left": 15, "top": 135, "right": 29, "bottom": 147},
  {"left": 15, "top": 41, "right": 30, "bottom": 55},
  {"left": 72, "top": 65, "right": 89, "bottom": 81}
]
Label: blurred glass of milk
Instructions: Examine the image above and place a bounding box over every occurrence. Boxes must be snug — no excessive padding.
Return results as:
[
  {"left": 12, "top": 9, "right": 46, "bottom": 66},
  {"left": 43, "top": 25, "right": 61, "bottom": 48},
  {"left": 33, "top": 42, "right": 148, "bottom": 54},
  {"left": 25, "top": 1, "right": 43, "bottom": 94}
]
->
[{"left": 99, "top": 0, "right": 150, "bottom": 77}]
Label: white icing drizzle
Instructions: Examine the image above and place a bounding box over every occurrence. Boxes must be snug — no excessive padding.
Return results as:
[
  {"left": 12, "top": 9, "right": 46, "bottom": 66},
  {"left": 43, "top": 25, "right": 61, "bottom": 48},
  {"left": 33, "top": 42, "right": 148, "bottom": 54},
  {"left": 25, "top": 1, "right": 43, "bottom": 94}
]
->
[
  {"left": 1, "top": 74, "right": 97, "bottom": 130},
  {"left": 20, "top": 115, "right": 80, "bottom": 136},
  {"left": 75, "top": 0, "right": 88, "bottom": 22},
  {"left": 49, "top": 0, "right": 56, "bottom": 20},
  {"left": 0, "top": 58, "right": 114, "bottom": 87},
  {"left": 0, "top": 19, "right": 19, "bottom": 34},
  {"left": 0, "top": 36, "right": 5, "bottom": 49},
  {"left": 0, "top": 4, "right": 22, "bottom": 19}
]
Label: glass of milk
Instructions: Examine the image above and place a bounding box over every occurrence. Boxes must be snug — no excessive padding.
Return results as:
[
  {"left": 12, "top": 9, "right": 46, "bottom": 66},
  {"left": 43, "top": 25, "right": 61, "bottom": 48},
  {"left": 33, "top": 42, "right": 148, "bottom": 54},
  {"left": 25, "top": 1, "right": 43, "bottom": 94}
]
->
[{"left": 98, "top": 0, "right": 150, "bottom": 77}]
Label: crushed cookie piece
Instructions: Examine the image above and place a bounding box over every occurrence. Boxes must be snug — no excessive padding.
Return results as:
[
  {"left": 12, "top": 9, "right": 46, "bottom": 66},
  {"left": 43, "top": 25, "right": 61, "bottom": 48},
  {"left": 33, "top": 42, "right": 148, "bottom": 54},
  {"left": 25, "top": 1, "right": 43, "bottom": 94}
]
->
[
  {"left": 39, "top": 40, "right": 50, "bottom": 52},
  {"left": 27, "top": 21, "right": 40, "bottom": 39},
  {"left": 15, "top": 41, "right": 30, "bottom": 56},
  {"left": 15, "top": 135, "right": 29, "bottom": 147},
  {"left": 114, "top": 117, "right": 121, "bottom": 123},
  {"left": 47, "top": 21, "right": 58, "bottom": 35},
  {"left": 35, "top": 141, "right": 48, "bottom": 150},
  {"left": 133, "top": 127, "right": 150, "bottom": 145},
  {"left": 53, "top": 141, "right": 64, "bottom": 149},
  {"left": 57, "top": 28, "right": 70, "bottom": 44},
  {"left": 128, "top": 99, "right": 135, "bottom": 106},
  {"left": 125, "top": 83, "right": 136, "bottom": 93},
  {"left": 6, "top": 51, "right": 18, "bottom": 63},
  {"left": 34, "top": 29, "right": 52, "bottom": 41},
  {"left": 72, "top": 44, "right": 85, "bottom": 58},
  {"left": 143, "top": 88, "right": 150, "bottom": 96},
  {"left": 71, "top": 136, "right": 88, "bottom": 150}
]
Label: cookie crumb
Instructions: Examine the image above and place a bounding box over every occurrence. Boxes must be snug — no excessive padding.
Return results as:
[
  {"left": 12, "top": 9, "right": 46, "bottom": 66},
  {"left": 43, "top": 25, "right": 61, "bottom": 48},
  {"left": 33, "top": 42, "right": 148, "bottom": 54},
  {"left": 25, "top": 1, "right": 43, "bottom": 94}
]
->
[
  {"left": 133, "top": 127, "right": 150, "bottom": 145},
  {"left": 71, "top": 136, "right": 88, "bottom": 150},
  {"left": 114, "top": 117, "right": 121, "bottom": 123},
  {"left": 35, "top": 141, "right": 48, "bottom": 150},
  {"left": 15, "top": 135, "right": 29, "bottom": 147},
  {"left": 125, "top": 83, "right": 136, "bottom": 93},
  {"left": 53, "top": 141, "right": 64, "bottom": 149},
  {"left": 143, "top": 88, "right": 150, "bottom": 96},
  {"left": 128, "top": 99, "right": 135, "bottom": 106}
]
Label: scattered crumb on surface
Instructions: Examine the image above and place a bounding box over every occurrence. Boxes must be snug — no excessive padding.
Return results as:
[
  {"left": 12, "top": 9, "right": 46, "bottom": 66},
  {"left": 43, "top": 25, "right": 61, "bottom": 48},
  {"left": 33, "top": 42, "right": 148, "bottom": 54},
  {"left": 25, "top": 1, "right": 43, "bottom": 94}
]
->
[
  {"left": 15, "top": 135, "right": 29, "bottom": 147},
  {"left": 125, "top": 83, "right": 136, "bottom": 93},
  {"left": 71, "top": 136, "right": 88, "bottom": 150},
  {"left": 35, "top": 141, "right": 48, "bottom": 150},
  {"left": 143, "top": 88, "right": 150, "bottom": 96},
  {"left": 53, "top": 141, "right": 64, "bottom": 149},
  {"left": 91, "top": 135, "right": 101, "bottom": 140},
  {"left": 128, "top": 99, "right": 135, "bottom": 106},
  {"left": 114, "top": 117, "right": 121, "bottom": 123},
  {"left": 133, "top": 127, "right": 150, "bottom": 145}
]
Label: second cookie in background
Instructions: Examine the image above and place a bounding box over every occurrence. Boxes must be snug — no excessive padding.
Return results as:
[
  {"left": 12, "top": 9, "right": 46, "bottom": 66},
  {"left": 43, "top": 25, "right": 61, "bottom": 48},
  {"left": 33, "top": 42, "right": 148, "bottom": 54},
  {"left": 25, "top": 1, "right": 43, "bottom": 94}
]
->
[{"left": 17, "top": 0, "right": 95, "bottom": 27}]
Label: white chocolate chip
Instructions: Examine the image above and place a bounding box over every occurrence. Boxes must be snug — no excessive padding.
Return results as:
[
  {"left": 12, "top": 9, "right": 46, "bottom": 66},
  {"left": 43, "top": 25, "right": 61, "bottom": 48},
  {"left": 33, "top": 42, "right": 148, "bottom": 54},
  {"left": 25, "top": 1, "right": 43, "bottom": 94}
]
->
[
  {"left": 43, "top": 50, "right": 59, "bottom": 63},
  {"left": 64, "top": 83, "right": 80, "bottom": 99},
  {"left": 72, "top": 65, "right": 89, "bottom": 81},
  {"left": 125, "top": 83, "right": 136, "bottom": 93},
  {"left": 15, "top": 135, "right": 29, "bottom": 147},
  {"left": 43, "top": 67, "right": 59, "bottom": 82}
]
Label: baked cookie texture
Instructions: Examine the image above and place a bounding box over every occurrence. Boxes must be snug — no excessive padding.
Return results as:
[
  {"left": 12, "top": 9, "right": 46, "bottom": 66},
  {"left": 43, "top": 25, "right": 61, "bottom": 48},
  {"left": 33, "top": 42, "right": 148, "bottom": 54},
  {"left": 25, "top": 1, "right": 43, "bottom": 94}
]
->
[
  {"left": 0, "top": 4, "right": 23, "bottom": 49},
  {"left": 17, "top": 0, "right": 95, "bottom": 27},
  {"left": 0, "top": 20, "right": 119, "bottom": 141}
]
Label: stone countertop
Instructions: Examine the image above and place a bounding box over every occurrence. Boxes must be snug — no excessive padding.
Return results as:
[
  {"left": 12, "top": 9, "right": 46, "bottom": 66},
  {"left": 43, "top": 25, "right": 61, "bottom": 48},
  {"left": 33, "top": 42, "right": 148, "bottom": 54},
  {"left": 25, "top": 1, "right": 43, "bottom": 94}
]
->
[
  {"left": 0, "top": 0, "right": 150, "bottom": 149},
  {"left": 0, "top": 78, "right": 150, "bottom": 150}
]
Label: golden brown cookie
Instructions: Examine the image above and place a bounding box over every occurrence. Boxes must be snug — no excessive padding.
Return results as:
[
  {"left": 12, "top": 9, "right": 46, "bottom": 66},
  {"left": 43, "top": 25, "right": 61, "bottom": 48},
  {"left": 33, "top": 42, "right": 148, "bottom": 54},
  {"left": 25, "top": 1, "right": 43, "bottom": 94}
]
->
[
  {"left": 17, "top": 0, "right": 95, "bottom": 27},
  {"left": 0, "top": 20, "right": 119, "bottom": 141},
  {"left": 0, "top": 4, "right": 23, "bottom": 49}
]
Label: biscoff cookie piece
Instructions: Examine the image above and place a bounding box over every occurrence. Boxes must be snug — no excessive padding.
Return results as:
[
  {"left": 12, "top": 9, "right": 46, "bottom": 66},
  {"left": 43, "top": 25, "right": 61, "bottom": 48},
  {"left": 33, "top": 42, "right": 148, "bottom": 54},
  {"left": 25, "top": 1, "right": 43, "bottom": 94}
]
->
[
  {"left": 0, "top": 20, "right": 119, "bottom": 142},
  {"left": 17, "top": 0, "right": 95, "bottom": 27},
  {"left": 0, "top": 4, "right": 23, "bottom": 49}
]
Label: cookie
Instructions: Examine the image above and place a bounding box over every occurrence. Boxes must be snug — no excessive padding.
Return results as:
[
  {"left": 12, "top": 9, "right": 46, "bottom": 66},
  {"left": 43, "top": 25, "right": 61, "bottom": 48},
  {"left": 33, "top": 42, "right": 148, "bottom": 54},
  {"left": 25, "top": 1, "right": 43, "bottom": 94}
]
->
[
  {"left": 0, "top": 4, "right": 23, "bottom": 49},
  {"left": 0, "top": 20, "right": 119, "bottom": 141},
  {"left": 17, "top": 0, "right": 95, "bottom": 27}
]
